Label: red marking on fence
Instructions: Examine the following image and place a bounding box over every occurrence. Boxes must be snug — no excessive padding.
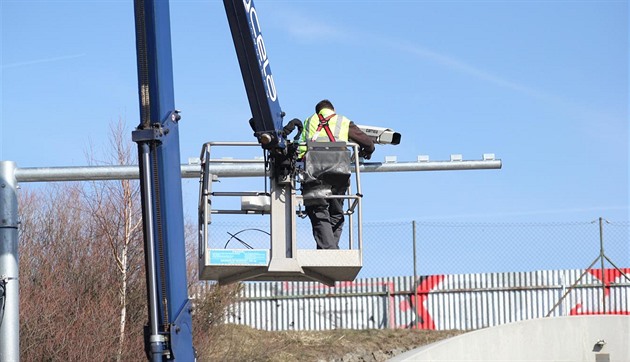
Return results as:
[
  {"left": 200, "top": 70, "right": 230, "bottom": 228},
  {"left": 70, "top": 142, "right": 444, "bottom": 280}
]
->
[
  {"left": 570, "top": 303, "right": 630, "bottom": 316},
  {"left": 404, "top": 275, "right": 446, "bottom": 330},
  {"left": 587, "top": 268, "right": 630, "bottom": 297}
]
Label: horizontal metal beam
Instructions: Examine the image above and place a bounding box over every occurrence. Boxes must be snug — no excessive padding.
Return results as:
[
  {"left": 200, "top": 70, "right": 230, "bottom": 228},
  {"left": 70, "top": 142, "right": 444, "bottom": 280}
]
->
[
  {"left": 359, "top": 160, "right": 501, "bottom": 173},
  {"left": 13, "top": 159, "right": 501, "bottom": 183}
]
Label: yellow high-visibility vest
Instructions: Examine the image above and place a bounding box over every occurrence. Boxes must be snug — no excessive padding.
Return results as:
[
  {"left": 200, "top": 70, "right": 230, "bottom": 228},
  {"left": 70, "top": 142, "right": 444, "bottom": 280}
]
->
[{"left": 298, "top": 108, "right": 350, "bottom": 158}]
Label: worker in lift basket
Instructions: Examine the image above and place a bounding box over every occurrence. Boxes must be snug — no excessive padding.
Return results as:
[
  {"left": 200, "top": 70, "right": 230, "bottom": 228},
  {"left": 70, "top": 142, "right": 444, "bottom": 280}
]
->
[{"left": 298, "top": 99, "right": 375, "bottom": 250}]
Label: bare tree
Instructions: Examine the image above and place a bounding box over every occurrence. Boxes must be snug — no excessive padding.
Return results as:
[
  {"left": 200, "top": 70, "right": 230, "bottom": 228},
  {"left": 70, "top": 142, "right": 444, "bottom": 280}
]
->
[
  {"left": 83, "top": 119, "right": 144, "bottom": 362},
  {"left": 19, "top": 119, "right": 146, "bottom": 361},
  {"left": 18, "top": 118, "right": 244, "bottom": 360},
  {"left": 19, "top": 184, "right": 120, "bottom": 360}
]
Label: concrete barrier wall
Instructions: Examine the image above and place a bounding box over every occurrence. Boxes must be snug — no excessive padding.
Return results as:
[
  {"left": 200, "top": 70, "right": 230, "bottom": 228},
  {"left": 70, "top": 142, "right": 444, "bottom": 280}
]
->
[{"left": 390, "top": 315, "right": 630, "bottom": 361}]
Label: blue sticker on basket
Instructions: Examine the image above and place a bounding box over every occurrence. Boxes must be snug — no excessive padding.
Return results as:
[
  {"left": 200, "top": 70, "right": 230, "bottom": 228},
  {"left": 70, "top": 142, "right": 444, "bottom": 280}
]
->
[{"left": 209, "top": 249, "right": 268, "bottom": 265}]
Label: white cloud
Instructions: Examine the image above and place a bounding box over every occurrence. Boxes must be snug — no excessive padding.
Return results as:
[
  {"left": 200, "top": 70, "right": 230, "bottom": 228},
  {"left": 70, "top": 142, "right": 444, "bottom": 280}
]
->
[
  {"left": 268, "top": 8, "right": 348, "bottom": 42},
  {"left": 382, "top": 37, "right": 557, "bottom": 100},
  {"left": 2, "top": 53, "right": 86, "bottom": 69}
]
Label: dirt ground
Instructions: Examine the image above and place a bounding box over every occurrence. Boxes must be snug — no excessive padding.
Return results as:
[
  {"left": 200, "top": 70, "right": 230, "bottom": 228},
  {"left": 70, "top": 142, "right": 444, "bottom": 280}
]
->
[{"left": 198, "top": 325, "right": 464, "bottom": 361}]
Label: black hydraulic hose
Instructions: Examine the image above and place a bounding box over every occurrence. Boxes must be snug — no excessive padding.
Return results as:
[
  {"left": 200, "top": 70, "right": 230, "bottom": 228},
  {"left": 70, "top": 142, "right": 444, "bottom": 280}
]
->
[{"left": 282, "top": 118, "right": 303, "bottom": 141}]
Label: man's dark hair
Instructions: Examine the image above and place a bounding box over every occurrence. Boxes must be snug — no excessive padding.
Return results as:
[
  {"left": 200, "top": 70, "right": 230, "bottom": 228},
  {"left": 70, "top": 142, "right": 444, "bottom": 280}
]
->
[{"left": 315, "top": 99, "right": 334, "bottom": 114}]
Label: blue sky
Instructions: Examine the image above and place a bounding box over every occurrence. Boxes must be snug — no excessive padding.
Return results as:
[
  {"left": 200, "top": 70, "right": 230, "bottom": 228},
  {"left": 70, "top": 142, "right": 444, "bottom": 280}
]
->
[{"left": 1, "top": 0, "right": 628, "bottom": 228}]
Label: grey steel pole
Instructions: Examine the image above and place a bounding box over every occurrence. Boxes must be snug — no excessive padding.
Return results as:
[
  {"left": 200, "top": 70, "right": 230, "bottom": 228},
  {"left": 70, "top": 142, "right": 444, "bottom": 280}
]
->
[
  {"left": 412, "top": 220, "right": 417, "bottom": 282},
  {"left": 599, "top": 217, "right": 606, "bottom": 314},
  {"left": 14, "top": 158, "right": 502, "bottom": 182},
  {"left": 0, "top": 161, "right": 19, "bottom": 361},
  {"left": 412, "top": 220, "right": 419, "bottom": 329}
]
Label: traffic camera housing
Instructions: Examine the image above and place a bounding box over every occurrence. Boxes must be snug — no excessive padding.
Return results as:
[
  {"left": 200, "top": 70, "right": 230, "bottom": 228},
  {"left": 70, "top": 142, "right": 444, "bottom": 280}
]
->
[{"left": 356, "top": 125, "right": 401, "bottom": 145}]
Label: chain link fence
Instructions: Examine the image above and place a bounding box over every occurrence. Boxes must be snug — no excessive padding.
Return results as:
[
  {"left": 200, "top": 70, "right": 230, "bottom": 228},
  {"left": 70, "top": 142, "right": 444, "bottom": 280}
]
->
[{"left": 206, "top": 218, "right": 629, "bottom": 278}]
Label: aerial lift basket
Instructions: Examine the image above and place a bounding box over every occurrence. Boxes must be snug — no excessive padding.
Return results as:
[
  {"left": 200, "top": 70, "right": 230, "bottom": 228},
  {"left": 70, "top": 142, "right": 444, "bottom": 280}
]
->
[{"left": 198, "top": 141, "right": 363, "bottom": 286}]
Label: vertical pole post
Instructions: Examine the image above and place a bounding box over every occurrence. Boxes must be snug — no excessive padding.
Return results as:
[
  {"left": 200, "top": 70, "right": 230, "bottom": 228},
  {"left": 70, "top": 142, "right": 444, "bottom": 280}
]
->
[
  {"left": 0, "top": 161, "right": 19, "bottom": 361},
  {"left": 599, "top": 217, "right": 606, "bottom": 314},
  {"left": 133, "top": 0, "right": 195, "bottom": 358},
  {"left": 412, "top": 220, "right": 417, "bottom": 281},
  {"left": 412, "top": 220, "right": 419, "bottom": 329}
]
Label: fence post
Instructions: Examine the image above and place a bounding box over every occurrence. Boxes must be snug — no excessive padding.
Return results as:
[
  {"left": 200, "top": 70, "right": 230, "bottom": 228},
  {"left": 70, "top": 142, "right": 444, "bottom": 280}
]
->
[
  {"left": 412, "top": 220, "right": 419, "bottom": 329},
  {"left": 598, "top": 217, "right": 606, "bottom": 314},
  {"left": 413, "top": 220, "right": 417, "bottom": 281}
]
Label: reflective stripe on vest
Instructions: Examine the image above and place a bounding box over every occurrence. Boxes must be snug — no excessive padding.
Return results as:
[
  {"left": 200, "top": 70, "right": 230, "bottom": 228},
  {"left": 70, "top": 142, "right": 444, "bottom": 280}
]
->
[
  {"left": 311, "top": 113, "right": 342, "bottom": 142},
  {"left": 306, "top": 115, "right": 348, "bottom": 142},
  {"left": 298, "top": 112, "right": 350, "bottom": 158}
]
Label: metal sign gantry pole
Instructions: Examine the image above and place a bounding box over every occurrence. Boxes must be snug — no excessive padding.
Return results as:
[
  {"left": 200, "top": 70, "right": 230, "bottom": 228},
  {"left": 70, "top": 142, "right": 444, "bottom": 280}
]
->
[
  {"left": 14, "top": 158, "right": 502, "bottom": 181},
  {"left": 0, "top": 156, "right": 500, "bottom": 360},
  {"left": 0, "top": 162, "right": 19, "bottom": 362}
]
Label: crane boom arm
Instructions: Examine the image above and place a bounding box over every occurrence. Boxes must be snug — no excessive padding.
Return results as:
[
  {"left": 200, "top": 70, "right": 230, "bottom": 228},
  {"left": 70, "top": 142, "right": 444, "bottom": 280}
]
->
[
  {"left": 132, "top": 0, "right": 194, "bottom": 360},
  {"left": 132, "top": 1, "right": 292, "bottom": 360},
  {"left": 223, "top": 0, "right": 286, "bottom": 149}
]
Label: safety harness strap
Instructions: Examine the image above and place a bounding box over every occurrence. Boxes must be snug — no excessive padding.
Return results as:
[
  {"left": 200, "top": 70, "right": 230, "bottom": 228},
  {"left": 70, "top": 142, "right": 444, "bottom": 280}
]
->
[{"left": 312, "top": 113, "right": 337, "bottom": 142}]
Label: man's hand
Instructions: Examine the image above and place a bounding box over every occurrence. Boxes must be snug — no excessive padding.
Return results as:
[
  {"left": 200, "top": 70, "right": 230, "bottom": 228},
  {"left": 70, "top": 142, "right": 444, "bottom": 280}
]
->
[{"left": 359, "top": 147, "right": 373, "bottom": 160}]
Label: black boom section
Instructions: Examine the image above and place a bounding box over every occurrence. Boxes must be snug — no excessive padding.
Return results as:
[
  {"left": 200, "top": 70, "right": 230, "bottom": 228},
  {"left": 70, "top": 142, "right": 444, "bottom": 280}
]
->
[{"left": 223, "top": 0, "right": 285, "bottom": 149}]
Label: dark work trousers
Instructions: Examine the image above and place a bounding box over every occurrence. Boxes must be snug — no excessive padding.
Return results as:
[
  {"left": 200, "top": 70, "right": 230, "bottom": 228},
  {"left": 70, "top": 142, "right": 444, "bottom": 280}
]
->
[{"left": 304, "top": 181, "right": 348, "bottom": 249}]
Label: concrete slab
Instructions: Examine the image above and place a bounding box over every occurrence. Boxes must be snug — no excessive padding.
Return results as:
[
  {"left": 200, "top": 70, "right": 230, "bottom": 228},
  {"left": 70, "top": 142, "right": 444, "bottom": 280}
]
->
[{"left": 390, "top": 315, "right": 630, "bottom": 361}]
